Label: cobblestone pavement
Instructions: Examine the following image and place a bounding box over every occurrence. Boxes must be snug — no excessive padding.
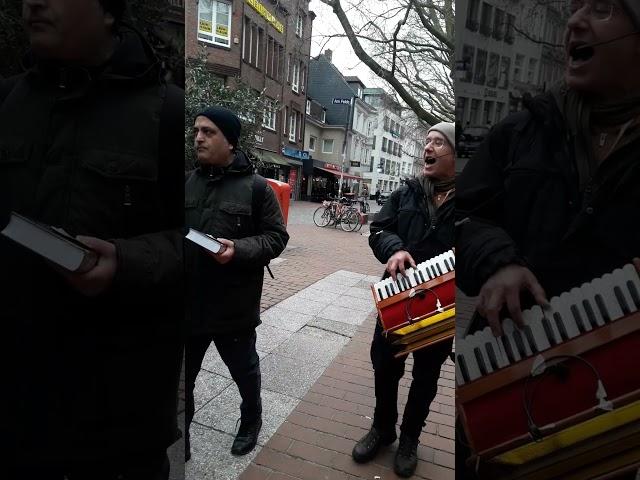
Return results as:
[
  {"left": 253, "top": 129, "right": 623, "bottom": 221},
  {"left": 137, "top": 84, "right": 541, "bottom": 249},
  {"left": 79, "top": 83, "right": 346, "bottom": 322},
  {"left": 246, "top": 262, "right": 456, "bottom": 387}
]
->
[{"left": 186, "top": 200, "right": 455, "bottom": 480}]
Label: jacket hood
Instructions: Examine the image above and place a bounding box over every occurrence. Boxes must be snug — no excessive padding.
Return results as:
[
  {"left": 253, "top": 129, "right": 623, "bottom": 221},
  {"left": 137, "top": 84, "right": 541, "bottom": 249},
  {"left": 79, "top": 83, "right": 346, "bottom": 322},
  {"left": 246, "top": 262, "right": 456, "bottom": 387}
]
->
[{"left": 24, "top": 24, "right": 161, "bottom": 87}]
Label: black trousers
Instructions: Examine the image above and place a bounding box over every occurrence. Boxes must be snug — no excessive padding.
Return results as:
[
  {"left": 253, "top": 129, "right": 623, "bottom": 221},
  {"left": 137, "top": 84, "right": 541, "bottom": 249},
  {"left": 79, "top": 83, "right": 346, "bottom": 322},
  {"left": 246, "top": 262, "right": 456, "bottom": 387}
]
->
[
  {"left": 185, "top": 330, "right": 262, "bottom": 439},
  {"left": 371, "top": 320, "right": 453, "bottom": 441},
  {"left": 17, "top": 451, "right": 170, "bottom": 480}
]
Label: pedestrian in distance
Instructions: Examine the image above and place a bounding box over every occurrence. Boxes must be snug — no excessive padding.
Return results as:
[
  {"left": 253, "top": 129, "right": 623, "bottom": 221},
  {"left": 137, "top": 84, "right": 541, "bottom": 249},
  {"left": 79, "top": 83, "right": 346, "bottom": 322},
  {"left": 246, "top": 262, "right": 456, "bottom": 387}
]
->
[
  {"left": 1, "top": 0, "right": 185, "bottom": 478},
  {"left": 184, "top": 107, "right": 289, "bottom": 460},
  {"left": 353, "top": 122, "right": 456, "bottom": 478}
]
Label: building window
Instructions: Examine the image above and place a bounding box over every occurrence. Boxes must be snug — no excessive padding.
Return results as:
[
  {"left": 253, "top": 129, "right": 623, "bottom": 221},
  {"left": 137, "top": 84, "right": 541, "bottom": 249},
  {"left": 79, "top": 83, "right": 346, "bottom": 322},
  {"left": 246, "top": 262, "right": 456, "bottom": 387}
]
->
[
  {"left": 198, "top": 0, "right": 232, "bottom": 47},
  {"left": 295, "top": 13, "right": 304, "bottom": 38},
  {"left": 322, "top": 139, "right": 334, "bottom": 153},
  {"left": 480, "top": 2, "right": 493, "bottom": 37},
  {"left": 461, "top": 45, "right": 475, "bottom": 83},
  {"left": 309, "top": 135, "right": 316, "bottom": 151},
  {"left": 289, "top": 112, "right": 297, "bottom": 142},
  {"left": 292, "top": 61, "right": 300, "bottom": 93},
  {"left": 514, "top": 54, "right": 524, "bottom": 83},
  {"left": 493, "top": 8, "right": 505, "bottom": 40},
  {"left": 473, "top": 49, "right": 487, "bottom": 85},
  {"left": 470, "top": 98, "right": 481, "bottom": 124},
  {"left": 495, "top": 102, "right": 505, "bottom": 123},
  {"left": 262, "top": 99, "right": 276, "bottom": 130},
  {"left": 466, "top": 0, "right": 480, "bottom": 31},
  {"left": 498, "top": 56, "right": 510, "bottom": 89},
  {"left": 483, "top": 101, "right": 494, "bottom": 125},
  {"left": 505, "top": 14, "right": 516, "bottom": 44},
  {"left": 487, "top": 53, "right": 500, "bottom": 88},
  {"left": 382, "top": 137, "right": 387, "bottom": 153},
  {"left": 300, "top": 63, "right": 306, "bottom": 93},
  {"left": 286, "top": 54, "right": 291, "bottom": 83},
  {"left": 306, "top": 100, "right": 311, "bottom": 115}
]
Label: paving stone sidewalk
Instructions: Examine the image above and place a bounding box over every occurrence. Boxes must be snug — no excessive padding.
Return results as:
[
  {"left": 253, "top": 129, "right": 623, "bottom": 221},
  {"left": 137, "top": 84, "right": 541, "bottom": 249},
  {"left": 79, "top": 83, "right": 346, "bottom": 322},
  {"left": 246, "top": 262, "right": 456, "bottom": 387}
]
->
[{"left": 186, "top": 201, "right": 455, "bottom": 480}]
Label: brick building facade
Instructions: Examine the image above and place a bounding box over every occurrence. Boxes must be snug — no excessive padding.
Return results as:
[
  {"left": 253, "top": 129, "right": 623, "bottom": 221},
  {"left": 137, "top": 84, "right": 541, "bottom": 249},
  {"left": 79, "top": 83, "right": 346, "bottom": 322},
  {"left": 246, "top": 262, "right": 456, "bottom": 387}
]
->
[{"left": 186, "top": 0, "right": 315, "bottom": 199}]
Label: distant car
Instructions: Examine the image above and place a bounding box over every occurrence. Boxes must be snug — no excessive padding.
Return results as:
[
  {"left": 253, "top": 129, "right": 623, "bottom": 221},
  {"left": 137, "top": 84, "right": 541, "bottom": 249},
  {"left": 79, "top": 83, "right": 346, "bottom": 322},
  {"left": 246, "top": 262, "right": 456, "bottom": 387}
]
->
[
  {"left": 457, "top": 126, "right": 490, "bottom": 158},
  {"left": 377, "top": 191, "right": 391, "bottom": 206}
]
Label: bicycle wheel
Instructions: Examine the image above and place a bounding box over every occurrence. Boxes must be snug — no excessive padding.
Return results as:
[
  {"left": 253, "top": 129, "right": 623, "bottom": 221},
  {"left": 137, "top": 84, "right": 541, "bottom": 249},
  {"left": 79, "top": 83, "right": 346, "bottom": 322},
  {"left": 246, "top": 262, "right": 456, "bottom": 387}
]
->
[
  {"left": 340, "top": 209, "right": 360, "bottom": 232},
  {"left": 313, "top": 206, "right": 331, "bottom": 227}
]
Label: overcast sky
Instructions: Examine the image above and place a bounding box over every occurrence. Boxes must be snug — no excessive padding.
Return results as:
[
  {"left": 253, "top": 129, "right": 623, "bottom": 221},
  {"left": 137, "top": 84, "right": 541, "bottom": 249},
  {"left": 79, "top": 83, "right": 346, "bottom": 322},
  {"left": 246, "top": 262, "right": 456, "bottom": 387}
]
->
[{"left": 308, "top": 0, "right": 385, "bottom": 89}]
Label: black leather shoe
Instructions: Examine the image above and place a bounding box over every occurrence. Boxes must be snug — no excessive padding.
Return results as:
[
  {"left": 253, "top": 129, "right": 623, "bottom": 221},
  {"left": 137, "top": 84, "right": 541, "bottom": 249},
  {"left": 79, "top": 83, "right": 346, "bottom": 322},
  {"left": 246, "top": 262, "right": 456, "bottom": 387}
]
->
[
  {"left": 394, "top": 435, "right": 419, "bottom": 477},
  {"left": 352, "top": 426, "right": 397, "bottom": 464},
  {"left": 231, "top": 417, "right": 262, "bottom": 456}
]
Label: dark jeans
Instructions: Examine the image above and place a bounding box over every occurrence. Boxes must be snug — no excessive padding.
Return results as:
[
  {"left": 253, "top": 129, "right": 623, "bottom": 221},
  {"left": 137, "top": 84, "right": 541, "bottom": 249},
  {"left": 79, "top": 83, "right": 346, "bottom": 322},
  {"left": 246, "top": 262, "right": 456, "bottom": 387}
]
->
[
  {"left": 17, "top": 451, "right": 170, "bottom": 480},
  {"left": 371, "top": 320, "right": 453, "bottom": 441},
  {"left": 185, "top": 330, "right": 262, "bottom": 440}
]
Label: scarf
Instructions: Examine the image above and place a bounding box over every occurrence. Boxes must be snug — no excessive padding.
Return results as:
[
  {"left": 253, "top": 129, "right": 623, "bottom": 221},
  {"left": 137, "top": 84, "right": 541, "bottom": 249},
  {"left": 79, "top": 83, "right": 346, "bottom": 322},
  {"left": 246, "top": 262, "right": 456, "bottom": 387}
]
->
[
  {"left": 552, "top": 83, "right": 640, "bottom": 191},
  {"left": 418, "top": 175, "right": 455, "bottom": 225}
]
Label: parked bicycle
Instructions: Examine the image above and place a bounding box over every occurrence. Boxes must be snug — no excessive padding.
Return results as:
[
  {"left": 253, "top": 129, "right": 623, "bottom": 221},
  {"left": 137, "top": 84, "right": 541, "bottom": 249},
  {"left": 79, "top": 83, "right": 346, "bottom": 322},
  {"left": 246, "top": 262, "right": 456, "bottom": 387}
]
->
[{"left": 313, "top": 196, "right": 361, "bottom": 232}]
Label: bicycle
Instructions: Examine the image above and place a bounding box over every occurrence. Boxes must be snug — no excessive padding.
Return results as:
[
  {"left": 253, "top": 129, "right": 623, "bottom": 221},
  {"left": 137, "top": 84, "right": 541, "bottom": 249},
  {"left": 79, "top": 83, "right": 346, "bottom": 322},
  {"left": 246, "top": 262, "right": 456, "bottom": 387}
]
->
[{"left": 313, "top": 197, "right": 360, "bottom": 232}]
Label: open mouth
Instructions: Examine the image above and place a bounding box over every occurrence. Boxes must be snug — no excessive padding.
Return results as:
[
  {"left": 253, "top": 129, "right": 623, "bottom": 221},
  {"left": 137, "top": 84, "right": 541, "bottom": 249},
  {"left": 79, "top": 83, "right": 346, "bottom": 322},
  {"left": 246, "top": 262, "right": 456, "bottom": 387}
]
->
[
  {"left": 425, "top": 157, "right": 437, "bottom": 165},
  {"left": 569, "top": 42, "right": 595, "bottom": 66}
]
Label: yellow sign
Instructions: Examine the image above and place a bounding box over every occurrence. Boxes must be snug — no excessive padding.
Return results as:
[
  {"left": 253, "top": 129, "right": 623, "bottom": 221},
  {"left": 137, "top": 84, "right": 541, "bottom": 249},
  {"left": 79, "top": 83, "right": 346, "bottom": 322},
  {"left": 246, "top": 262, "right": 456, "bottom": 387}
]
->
[
  {"left": 216, "top": 24, "right": 228, "bottom": 36},
  {"left": 199, "top": 19, "right": 212, "bottom": 33},
  {"left": 246, "top": 0, "right": 284, "bottom": 33}
]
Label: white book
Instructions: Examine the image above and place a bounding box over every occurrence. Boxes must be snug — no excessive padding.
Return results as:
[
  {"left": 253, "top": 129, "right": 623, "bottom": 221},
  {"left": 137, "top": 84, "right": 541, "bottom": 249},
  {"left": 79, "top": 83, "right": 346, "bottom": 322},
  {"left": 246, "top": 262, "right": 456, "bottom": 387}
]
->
[
  {"left": 185, "top": 228, "right": 225, "bottom": 254},
  {"left": 1, "top": 212, "right": 98, "bottom": 273}
]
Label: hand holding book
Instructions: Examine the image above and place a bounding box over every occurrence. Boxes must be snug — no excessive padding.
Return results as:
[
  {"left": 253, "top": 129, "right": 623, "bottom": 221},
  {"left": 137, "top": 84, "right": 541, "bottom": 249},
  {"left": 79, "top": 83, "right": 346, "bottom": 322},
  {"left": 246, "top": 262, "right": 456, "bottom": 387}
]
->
[{"left": 53, "top": 236, "right": 117, "bottom": 297}]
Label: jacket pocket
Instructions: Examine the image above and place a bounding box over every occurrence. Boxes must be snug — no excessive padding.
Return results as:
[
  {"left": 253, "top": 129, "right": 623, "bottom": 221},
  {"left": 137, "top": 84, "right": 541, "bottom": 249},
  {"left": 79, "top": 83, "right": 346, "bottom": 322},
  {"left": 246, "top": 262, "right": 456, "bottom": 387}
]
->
[
  {"left": 77, "top": 149, "right": 161, "bottom": 236},
  {"left": 218, "top": 201, "right": 253, "bottom": 236}
]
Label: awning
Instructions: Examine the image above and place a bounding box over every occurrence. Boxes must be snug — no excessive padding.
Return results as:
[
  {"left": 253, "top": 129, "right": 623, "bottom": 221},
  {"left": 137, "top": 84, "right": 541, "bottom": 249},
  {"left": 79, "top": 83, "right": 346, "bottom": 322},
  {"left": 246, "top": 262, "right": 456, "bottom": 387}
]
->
[
  {"left": 314, "top": 167, "right": 362, "bottom": 181},
  {"left": 286, "top": 158, "right": 303, "bottom": 167},
  {"left": 255, "top": 150, "right": 289, "bottom": 167}
]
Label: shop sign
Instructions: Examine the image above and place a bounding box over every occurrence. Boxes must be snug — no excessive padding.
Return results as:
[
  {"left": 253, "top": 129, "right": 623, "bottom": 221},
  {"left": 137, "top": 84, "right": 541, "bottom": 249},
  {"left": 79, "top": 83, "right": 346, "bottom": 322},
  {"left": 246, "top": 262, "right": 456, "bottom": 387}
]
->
[
  {"left": 323, "top": 163, "right": 340, "bottom": 171},
  {"left": 332, "top": 98, "right": 351, "bottom": 105},
  {"left": 246, "top": 0, "right": 284, "bottom": 33},
  {"left": 282, "top": 146, "right": 309, "bottom": 160},
  {"left": 216, "top": 24, "right": 228, "bottom": 36},
  {"left": 350, "top": 161, "right": 361, "bottom": 167}
]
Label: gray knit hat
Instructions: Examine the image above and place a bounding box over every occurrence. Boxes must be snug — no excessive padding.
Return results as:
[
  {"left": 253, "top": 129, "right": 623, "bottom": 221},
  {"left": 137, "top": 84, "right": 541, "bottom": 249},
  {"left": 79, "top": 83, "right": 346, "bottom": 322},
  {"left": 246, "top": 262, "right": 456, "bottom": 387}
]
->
[
  {"left": 428, "top": 122, "right": 456, "bottom": 151},
  {"left": 620, "top": 0, "right": 640, "bottom": 29}
]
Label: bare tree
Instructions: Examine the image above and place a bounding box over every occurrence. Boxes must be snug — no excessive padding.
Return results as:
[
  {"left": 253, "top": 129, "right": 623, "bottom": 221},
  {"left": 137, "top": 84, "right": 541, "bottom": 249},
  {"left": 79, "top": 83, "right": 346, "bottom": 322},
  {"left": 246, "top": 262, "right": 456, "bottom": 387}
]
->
[{"left": 318, "top": 0, "right": 454, "bottom": 125}]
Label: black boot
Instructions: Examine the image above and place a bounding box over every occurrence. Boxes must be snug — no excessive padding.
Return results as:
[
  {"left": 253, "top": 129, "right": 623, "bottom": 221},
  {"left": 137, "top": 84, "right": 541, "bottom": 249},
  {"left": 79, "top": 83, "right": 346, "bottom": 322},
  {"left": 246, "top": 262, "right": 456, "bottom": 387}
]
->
[
  {"left": 394, "top": 434, "right": 419, "bottom": 477},
  {"left": 231, "top": 417, "right": 262, "bottom": 456},
  {"left": 352, "top": 426, "right": 397, "bottom": 464}
]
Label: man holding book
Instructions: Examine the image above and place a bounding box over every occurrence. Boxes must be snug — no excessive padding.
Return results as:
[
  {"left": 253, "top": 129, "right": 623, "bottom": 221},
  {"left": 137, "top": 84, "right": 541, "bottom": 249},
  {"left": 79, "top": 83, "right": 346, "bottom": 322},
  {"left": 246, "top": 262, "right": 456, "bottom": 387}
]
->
[
  {"left": 184, "top": 107, "right": 289, "bottom": 459},
  {"left": 0, "top": 1, "right": 184, "bottom": 478}
]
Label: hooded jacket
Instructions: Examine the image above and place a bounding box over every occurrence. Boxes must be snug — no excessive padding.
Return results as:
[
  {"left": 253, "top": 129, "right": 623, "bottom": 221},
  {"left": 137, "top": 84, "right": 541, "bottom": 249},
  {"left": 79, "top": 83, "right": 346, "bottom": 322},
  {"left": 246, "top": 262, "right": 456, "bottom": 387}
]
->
[
  {"left": 185, "top": 150, "right": 289, "bottom": 334},
  {"left": 456, "top": 90, "right": 640, "bottom": 303},
  {"left": 0, "top": 27, "right": 184, "bottom": 462}
]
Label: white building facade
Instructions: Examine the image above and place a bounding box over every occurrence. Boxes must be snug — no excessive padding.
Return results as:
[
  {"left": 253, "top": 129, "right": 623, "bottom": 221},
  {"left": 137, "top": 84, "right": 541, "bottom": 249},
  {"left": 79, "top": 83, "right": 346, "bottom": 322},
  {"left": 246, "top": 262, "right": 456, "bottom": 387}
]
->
[{"left": 456, "top": 0, "right": 566, "bottom": 127}]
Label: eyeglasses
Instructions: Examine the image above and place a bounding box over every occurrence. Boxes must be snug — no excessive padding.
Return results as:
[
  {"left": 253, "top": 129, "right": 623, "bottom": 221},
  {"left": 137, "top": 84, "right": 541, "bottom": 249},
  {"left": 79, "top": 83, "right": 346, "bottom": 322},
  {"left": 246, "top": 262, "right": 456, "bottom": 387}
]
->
[
  {"left": 567, "top": 0, "right": 616, "bottom": 21},
  {"left": 425, "top": 138, "right": 448, "bottom": 148}
]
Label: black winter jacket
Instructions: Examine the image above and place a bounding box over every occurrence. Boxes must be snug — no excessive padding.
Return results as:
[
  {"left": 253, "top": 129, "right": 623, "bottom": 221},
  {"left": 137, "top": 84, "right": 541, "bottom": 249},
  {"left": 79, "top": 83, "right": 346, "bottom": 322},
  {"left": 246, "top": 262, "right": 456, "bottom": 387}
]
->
[
  {"left": 0, "top": 29, "right": 184, "bottom": 463},
  {"left": 456, "top": 91, "right": 640, "bottom": 301},
  {"left": 185, "top": 151, "right": 289, "bottom": 334},
  {"left": 369, "top": 178, "right": 454, "bottom": 275}
]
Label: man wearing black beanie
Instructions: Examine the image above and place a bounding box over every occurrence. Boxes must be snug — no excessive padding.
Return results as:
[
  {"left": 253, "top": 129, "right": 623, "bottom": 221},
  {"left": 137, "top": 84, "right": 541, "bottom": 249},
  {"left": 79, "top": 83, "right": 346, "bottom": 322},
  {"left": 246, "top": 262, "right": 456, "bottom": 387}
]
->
[
  {"left": 184, "top": 108, "right": 289, "bottom": 460},
  {"left": 2, "top": 1, "right": 184, "bottom": 479}
]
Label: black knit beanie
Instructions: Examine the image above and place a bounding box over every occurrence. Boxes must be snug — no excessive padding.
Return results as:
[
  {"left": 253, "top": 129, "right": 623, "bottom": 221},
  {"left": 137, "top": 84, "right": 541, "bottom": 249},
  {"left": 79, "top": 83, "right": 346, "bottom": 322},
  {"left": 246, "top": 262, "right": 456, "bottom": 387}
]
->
[{"left": 196, "top": 107, "right": 242, "bottom": 148}]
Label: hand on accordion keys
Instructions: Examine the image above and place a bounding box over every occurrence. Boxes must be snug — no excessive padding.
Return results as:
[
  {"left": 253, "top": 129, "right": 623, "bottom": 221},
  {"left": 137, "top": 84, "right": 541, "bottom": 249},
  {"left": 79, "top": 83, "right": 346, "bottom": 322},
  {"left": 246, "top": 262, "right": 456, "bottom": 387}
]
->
[
  {"left": 386, "top": 250, "right": 417, "bottom": 281},
  {"left": 477, "top": 264, "right": 549, "bottom": 337}
]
